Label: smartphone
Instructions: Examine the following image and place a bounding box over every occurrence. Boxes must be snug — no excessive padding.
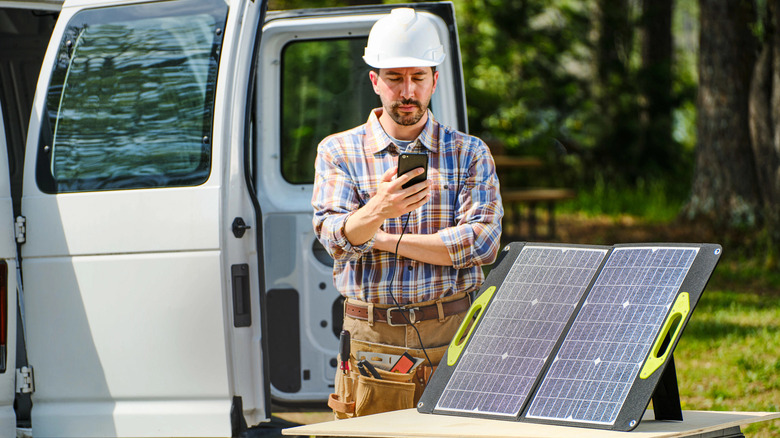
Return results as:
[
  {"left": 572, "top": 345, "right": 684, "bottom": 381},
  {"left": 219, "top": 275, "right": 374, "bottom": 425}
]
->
[
  {"left": 397, "top": 152, "right": 428, "bottom": 189},
  {"left": 389, "top": 352, "right": 422, "bottom": 374}
]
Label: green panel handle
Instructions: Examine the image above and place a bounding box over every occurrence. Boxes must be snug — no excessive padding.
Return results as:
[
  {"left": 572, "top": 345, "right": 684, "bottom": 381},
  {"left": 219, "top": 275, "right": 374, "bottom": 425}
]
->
[
  {"left": 640, "top": 292, "right": 690, "bottom": 379},
  {"left": 447, "top": 286, "right": 497, "bottom": 366}
]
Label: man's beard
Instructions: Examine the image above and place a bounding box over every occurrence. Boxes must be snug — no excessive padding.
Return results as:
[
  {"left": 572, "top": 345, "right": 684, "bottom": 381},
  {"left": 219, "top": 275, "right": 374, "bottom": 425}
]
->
[{"left": 387, "top": 98, "right": 429, "bottom": 126}]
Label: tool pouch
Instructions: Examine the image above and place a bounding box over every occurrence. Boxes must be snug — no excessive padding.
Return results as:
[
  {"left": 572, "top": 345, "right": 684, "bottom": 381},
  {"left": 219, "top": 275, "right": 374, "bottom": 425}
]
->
[
  {"left": 328, "top": 339, "right": 447, "bottom": 418},
  {"left": 355, "top": 367, "right": 417, "bottom": 417},
  {"left": 329, "top": 356, "right": 416, "bottom": 419},
  {"left": 328, "top": 373, "right": 357, "bottom": 419}
]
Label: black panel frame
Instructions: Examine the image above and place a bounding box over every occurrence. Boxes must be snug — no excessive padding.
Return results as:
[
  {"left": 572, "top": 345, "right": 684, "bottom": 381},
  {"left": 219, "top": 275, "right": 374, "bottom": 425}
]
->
[{"left": 419, "top": 242, "right": 721, "bottom": 431}]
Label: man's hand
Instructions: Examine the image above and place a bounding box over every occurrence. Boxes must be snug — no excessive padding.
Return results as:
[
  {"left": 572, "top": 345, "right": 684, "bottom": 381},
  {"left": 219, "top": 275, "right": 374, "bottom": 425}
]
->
[
  {"left": 344, "top": 166, "right": 430, "bottom": 246},
  {"left": 373, "top": 166, "right": 430, "bottom": 218}
]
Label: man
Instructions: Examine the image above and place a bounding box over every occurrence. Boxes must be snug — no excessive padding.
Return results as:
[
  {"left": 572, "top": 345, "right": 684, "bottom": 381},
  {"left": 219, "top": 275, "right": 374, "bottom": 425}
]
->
[{"left": 312, "top": 8, "right": 503, "bottom": 417}]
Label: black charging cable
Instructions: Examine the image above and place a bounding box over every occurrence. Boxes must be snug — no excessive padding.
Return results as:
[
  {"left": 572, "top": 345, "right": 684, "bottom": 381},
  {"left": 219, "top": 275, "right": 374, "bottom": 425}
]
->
[{"left": 387, "top": 212, "right": 433, "bottom": 368}]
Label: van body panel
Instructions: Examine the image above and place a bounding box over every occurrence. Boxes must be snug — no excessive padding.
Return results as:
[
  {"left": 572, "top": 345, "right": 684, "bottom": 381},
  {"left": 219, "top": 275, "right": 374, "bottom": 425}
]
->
[
  {"left": 23, "top": 253, "right": 231, "bottom": 436},
  {"left": 23, "top": 252, "right": 229, "bottom": 398},
  {"left": 21, "top": 188, "right": 221, "bottom": 257},
  {"left": 20, "top": 0, "right": 255, "bottom": 434},
  {"left": 31, "top": 399, "right": 231, "bottom": 436}
]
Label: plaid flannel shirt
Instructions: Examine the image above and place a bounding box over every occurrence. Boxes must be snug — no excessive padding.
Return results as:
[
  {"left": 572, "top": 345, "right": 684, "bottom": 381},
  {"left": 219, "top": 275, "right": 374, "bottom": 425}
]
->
[{"left": 312, "top": 109, "right": 503, "bottom": 304}]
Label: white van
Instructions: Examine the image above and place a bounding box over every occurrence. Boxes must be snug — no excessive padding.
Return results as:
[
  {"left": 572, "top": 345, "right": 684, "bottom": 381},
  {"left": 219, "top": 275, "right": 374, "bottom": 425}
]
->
[{"left": 0, "top": 0, "right": 467, "bottom": 436}]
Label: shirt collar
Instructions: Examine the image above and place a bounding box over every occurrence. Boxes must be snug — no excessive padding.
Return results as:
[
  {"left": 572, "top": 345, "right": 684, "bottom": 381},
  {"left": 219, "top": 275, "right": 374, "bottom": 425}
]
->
[{"left": 365, "top": 108, "right": 439, "bottom": 155}]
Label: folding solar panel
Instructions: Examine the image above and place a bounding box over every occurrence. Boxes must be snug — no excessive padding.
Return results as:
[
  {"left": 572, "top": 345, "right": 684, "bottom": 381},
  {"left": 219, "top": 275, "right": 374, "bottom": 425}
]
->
[{"left": 418, "top": 242, "right": 721, "bottom": 431}]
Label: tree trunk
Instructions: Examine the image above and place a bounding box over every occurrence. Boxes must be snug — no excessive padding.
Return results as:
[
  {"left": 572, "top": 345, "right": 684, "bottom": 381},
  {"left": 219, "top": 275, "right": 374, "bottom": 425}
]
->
[
  {"left": 685, "top": 0, "right": 761, "bottom": 228},
  {"left": 595, "top": 0, "right": 641, "bottom": 179},
  {"left": 748, "top": 0, "right": 780, "bottom": 246},
  {"left": 597, "top": 0, "right": 632, "bottom": 86},
  {"left": 639, "top": 0, "right": 674, "bottom": 174}
]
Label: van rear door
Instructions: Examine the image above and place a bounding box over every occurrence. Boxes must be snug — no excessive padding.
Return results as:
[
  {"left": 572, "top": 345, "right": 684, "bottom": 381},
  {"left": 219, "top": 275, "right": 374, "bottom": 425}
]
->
[
  {"left": 256, "top": 2, "right": 467, "bottom": 403},
  {"left": 20, "top": 0, "right": 267, "bottom": 435}
]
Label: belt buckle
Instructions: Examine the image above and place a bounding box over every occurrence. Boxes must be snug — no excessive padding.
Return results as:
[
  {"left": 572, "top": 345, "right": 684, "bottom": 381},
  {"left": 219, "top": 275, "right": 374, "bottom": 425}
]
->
[{"left": 386, "top": 307, "right": 420, "bottom": 326}]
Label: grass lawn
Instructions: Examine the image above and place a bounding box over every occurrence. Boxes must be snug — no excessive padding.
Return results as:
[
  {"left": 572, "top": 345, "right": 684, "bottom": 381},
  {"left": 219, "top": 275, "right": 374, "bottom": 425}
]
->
[{"left": 675, "top": 264, "right": 780, "bottom": 437}]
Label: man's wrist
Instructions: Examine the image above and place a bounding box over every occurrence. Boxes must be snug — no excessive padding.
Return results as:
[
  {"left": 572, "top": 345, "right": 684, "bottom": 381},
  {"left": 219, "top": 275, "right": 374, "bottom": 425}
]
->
[
  {"left": 344, "top": 202, "right": 385, "bottom": 246},
  {"left": 377, "top": 229, "right": 408, "bottom": 253},
  {"left": 373, "top": 229, "right": 391, "bottom": 252}
]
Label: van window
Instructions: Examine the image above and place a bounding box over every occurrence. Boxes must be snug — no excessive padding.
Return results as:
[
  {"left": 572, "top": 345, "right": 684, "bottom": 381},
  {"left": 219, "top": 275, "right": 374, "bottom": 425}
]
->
[
  {"left": 36, "top": 0, "right": 227, "bottom": 193},
  {"left": 280, "top": 38, "right": 379, "bottom": 184}
]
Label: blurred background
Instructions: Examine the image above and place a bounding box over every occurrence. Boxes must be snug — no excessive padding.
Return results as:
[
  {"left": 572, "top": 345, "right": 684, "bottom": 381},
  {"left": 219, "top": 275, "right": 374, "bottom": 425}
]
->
[{"left": 270, "top": 0, "right": 779, "bottom": 436}]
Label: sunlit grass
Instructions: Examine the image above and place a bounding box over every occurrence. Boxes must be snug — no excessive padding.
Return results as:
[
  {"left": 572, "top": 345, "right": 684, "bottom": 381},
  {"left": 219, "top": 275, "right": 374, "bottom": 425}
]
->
[
  {"left": 676, "top": 289, "right": 780, "bottom": 437},
  {"left": 559, "top": 176, "right": 687, "bottom": 223}
]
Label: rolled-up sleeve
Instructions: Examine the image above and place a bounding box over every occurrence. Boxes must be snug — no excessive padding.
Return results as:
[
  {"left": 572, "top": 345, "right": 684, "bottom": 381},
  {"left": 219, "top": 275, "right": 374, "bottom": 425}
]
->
[
  {"left": 312, "top": 138, "right": 375, "bottom": 262},
  {"left": 439, "top": 143, "right": 503, "bottom": 269}
]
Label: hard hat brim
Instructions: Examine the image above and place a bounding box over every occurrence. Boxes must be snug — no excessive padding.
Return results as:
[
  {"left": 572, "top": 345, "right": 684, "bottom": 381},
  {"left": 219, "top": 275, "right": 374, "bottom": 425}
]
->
[{"left": 363, "top": 55, "right": 445, "bottom": 69}]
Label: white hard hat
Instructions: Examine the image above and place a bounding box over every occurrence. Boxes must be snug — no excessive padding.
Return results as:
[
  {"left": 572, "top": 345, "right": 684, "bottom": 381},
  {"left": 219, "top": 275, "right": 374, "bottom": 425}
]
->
[{"left": 363, "top": 8, "right": 446, "bottom": 69}]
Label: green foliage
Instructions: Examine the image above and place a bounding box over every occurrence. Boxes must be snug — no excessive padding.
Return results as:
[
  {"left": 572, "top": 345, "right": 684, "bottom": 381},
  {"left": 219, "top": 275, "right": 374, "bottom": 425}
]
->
[
  {"left": 455, "top": 0, "right": 595, "bottom": 158},
  {"left": 672, "top": 0, "right": 699, "bottom": 135},
  {"left": 280, "top": 38, "right": 377, "bottom": 183},
  {"left": 452, "top": 0, "right": 700, "bottom": 201}
]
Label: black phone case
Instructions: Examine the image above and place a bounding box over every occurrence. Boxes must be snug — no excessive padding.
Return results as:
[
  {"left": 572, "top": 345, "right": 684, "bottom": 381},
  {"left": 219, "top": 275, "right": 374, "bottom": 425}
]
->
[{"left": 398, "top": 153, "right": 428, "bottom": 189}]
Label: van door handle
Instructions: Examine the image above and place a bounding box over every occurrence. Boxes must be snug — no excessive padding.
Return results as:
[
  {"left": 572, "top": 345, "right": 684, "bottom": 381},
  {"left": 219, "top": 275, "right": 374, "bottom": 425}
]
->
[
  {"left": 232, "top": 217, "right": 251, "bottom": 238},
  {"left": 232, "top": 264, "right": 251, "bottom": 327}
]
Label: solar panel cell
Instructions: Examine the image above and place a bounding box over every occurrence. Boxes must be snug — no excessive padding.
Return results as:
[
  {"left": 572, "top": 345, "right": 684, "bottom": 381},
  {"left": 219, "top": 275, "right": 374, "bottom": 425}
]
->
[
  {"left": 434, "top": 246, "right": 607, "bottom": 417},
  {"left": 526, "top": 247, "right": 699, "bottom": 425}
]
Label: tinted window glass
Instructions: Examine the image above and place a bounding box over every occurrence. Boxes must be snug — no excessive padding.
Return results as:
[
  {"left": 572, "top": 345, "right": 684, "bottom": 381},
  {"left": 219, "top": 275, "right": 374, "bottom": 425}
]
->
[
  {"left": 37, "top": 0, "right": 227, "bottom": 193},
  {"left": 281, "top": 38, "right": 379, "bottom": 184}
]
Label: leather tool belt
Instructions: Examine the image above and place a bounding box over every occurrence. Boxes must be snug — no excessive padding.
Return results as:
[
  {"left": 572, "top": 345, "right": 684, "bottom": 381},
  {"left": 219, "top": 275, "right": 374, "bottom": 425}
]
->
[{"left": 344, "top": 294, "right": 470, "bottom": 326}]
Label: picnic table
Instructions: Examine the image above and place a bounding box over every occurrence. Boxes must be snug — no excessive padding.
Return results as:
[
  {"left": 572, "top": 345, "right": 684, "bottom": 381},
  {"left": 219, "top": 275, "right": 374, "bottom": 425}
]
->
[{"left": 492, "top": 154, "right": 575, "bottom": 240}]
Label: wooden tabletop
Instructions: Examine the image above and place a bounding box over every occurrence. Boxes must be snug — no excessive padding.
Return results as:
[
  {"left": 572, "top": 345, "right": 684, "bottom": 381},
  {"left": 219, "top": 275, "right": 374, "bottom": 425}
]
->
[{"left": 283, "top": 409, "right": 780, "bottom": 438}]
